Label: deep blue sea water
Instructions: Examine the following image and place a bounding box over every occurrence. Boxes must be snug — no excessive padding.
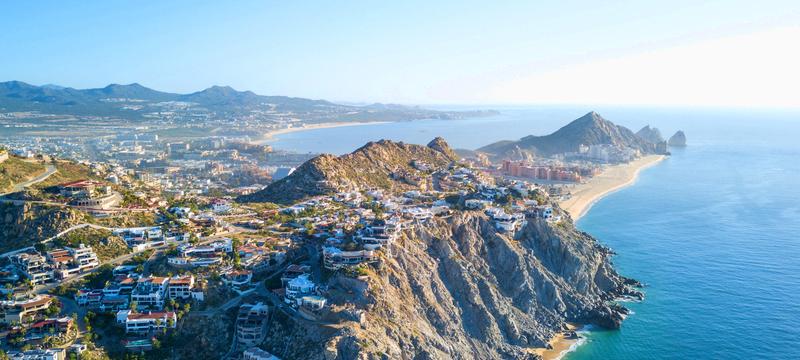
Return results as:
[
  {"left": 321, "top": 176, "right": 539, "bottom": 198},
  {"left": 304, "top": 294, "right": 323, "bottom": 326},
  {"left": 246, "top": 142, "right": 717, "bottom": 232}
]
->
[
  {"left": 570, "top": 121, "right": 800, "bottom": 359},
  {"left": 269, "top": 107, "right": 800, "bottom": 359}
]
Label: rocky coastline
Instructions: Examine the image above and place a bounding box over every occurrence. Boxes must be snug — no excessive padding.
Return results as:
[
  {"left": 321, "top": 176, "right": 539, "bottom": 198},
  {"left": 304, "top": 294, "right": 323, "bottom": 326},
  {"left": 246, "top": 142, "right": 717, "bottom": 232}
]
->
[{"left": 264, "top": 207, "right": 641, "bottom": 359}]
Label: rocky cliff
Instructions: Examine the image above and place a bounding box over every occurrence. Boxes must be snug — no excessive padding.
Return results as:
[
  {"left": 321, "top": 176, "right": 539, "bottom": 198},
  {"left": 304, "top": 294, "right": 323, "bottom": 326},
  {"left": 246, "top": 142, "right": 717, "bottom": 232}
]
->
[
  {"left": 0, "top": 202, "right": 86, "bottom": 252},
  {"left": 635, "top": 125, "right": 664, "bottom": 144},
  {"left": 668, "top": 131, "right": 687, "bottom": 147},
  {"left": 479, "top": 112, "right": 655, "bottom": 159},
  {"left": 264, "top": 210, "right": 640, "bottom": 360},
  {"left": 240, "top": 138, "right": 458, "bottom": 205}
]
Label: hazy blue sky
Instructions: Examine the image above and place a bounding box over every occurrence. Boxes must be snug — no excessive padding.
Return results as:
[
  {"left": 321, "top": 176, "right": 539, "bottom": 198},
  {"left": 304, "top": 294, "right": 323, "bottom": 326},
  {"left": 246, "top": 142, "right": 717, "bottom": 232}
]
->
[{"left": 2, "top": 1, "right": 799, "bottom": 107}]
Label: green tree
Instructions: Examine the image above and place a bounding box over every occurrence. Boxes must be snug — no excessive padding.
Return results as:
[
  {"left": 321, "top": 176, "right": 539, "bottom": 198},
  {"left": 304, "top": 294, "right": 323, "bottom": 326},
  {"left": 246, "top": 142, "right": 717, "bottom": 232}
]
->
[
  {"left": 45, "top": 301, "right": 60, "bottom": 316},
  {"left": 232, "top": 238, "right": 242, "bottom": 268}
]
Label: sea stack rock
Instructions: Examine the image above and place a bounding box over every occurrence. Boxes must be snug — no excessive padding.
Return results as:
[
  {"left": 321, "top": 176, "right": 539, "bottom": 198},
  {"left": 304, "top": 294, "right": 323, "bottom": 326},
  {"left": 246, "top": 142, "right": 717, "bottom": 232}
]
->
[{"left": 668, "top": 130, "right": 687, "bottom": 147}]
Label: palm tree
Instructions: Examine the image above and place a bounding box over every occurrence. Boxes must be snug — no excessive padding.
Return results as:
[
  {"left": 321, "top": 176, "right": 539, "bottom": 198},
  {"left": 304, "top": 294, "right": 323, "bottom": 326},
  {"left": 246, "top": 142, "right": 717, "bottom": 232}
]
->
[{"left": 42, "top": 335, "right": 53, "bottom": 348}]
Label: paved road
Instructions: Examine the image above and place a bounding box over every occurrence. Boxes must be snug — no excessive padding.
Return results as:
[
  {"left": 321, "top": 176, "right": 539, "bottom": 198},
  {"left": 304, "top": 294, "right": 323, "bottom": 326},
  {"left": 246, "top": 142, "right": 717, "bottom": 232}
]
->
[
  {"left": 0, "top": 224, "right": 117, "bottom": 259},
  {"left": 57, "top": 295, "right": 87, "bottom": 333},
  {"left": 1, "top": 164, "right": 57, "bottom": 196}
]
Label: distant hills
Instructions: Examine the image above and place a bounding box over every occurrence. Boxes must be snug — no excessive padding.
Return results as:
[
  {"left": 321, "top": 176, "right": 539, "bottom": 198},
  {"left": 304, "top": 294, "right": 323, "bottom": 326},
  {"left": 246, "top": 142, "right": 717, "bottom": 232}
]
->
[
  {"left": 0, "top": 80, "right": 344, "bottom": 117},
  {"left": 0, "top": 80, "right": 495, "bottom": 122},
  {"left": 479, "top": 111, "right": 657, "bottom": 159}
]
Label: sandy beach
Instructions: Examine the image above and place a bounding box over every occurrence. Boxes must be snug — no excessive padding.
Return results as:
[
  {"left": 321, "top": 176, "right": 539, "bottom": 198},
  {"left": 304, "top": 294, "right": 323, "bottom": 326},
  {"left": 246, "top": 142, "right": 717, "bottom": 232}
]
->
[
  {"left": 559, "top": 155, "right": 666, "bottom": 221},
  {"left": 254, "top": 121, "right": 389, "bottom": 144},
  {"left": 531, "top": 323, "right": 585, "bottom": 360}
]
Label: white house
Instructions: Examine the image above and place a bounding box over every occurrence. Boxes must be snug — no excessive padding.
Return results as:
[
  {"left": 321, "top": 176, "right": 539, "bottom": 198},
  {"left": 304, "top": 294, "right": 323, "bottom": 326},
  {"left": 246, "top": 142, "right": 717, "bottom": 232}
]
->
[
  {"left": 131, "top": 277, "right": 169, "bottom": 310},
  {"left": 116, "top": 310, "right": 176, "bottom": 334},
  {"left": 285, "top": 274, "right": 316, "bottom": 304},
  {"left": 243, "top": 347, "right": 281, "bottom": 360}
]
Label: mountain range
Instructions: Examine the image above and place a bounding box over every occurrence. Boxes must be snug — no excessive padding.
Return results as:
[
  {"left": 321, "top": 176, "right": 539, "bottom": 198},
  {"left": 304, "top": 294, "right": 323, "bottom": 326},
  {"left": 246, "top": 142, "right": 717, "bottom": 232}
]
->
[
  {"left": 0, "top": 81, "right": 494, "bottom": 121},
  {"left": 0, "top": 80, "right": 349, "bottom": 116}
]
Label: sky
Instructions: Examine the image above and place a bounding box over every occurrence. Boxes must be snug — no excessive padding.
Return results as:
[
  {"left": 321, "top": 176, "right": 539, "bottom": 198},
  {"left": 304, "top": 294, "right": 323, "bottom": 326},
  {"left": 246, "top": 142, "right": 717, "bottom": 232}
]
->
[{"left": 2, "top": 0, "right": 800, "bottom": 108}]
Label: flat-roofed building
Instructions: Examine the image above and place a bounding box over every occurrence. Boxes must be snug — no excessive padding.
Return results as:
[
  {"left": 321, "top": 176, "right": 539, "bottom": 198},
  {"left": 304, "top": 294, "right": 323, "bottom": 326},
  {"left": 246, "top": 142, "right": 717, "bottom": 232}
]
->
[
  {"left": 6, "top": 348, "right": 66, "bottom": 360},
  {"left": 243, "top": 347, "right": 281, "bottom": 360},
  {"left": 236, "top": 303, "right": 269, "bottom": 348},
  {"left": 0, "top": 295, "right": 53, "bottom": 323},
  {"left": 116, "top": 310, "right": 177, "bottom": 334},
  {"left": 167, "top": 275, "right": 195, "bottom": 300},
  {"left": 131, "top": 276, "right": 169, "bottom": 310},
  {"left": 11, "top": 252, "right": 52, "bottom": 285}
]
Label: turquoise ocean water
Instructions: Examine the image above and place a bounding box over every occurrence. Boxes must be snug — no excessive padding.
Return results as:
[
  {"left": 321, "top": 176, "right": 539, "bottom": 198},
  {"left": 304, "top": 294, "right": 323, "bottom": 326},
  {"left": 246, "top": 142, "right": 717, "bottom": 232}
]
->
[{"left": 269, "top": 107, "right": 800, "bottom": 359}]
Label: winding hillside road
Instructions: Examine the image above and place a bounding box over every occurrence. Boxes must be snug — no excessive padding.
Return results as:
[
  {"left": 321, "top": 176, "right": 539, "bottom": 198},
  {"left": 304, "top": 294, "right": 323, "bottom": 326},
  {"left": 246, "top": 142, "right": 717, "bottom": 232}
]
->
[
  {"left": 1, "top": 164, "right": 57, "bottom": 196},
  {"left": 0, "top": 223, "right": 117, "bottom": 259}
]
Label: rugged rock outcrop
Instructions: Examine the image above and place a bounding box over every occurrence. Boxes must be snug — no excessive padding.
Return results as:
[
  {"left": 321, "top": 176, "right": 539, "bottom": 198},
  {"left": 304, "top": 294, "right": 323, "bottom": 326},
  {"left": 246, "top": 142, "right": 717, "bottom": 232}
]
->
[
  {"left": 243, "top": 137, "right": 641, "bottom": 359},
  {"left": 479, "top": 112, "right": 656, "bottom": 159},
  {"left": 240, "top": 138, "right": 458, "bottom": 205},
  {"left": 635, "top": 125, "right": 664, "bottom": 144},
  {"left": 668, "top": 131, "right": 687, "bottom": 147},
  {"left": 0, "top": 202, "right": 85, "bottom": 252},
  {"left": 264, "top": 210, "right": 641, "bottom": 359}
]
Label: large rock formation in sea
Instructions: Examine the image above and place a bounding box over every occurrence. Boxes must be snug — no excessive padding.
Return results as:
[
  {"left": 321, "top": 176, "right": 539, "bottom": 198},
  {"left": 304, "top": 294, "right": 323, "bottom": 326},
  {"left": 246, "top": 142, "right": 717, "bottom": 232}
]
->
[
  {"left": 635, "top": 125, "right": 664, "bottom": 144},
  {"left": 478, "top": 111, "right": 656, "bottom": 159},
  {"left": 240, "top": 137, "right": 458, "bottom": 205},
  {"left": 243, "top": 138, "right": 641, "bottom": 359},
  {"left": 668, "top": 130, "right": 687, "bottom": 147}
]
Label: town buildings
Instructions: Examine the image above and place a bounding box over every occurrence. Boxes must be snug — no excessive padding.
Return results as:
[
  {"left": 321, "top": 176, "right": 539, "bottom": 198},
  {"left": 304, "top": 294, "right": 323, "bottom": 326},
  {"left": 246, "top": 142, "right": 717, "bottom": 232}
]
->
[
  {"left": 11, "top": 245, "right": 100, "bottom": 284},
  {"left": 501, "top": 160, "right": 583, "bottom": 182}
]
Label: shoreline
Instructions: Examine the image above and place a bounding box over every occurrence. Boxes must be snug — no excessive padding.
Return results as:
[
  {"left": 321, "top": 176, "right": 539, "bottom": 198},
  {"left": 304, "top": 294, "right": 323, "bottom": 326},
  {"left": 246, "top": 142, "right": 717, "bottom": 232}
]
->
[
  {"left": 544, "top": 156, "right": 664, "bottom": 358},
  {"left": 559, "top": 154, "right": 666, "bottom": 221},
  {"left": 253, "top": 121, "right": 390, "bottom": 145},
  {"left": 532, "top": 323, "right": 586, "bottom": 360}
]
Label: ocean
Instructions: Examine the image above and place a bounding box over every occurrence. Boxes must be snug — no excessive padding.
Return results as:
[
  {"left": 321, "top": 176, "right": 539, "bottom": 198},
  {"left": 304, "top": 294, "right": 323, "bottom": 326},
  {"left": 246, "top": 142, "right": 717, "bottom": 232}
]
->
[
  {"left": 570, "top": 114, "right": 800, "bottom": 359},
  {"left": 268, "top": 107, "right": 800, "bottom": 359}
]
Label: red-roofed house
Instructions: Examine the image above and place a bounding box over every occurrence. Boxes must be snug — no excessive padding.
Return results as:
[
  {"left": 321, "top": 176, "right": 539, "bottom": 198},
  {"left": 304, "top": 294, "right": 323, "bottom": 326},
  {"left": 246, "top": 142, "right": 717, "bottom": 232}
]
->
[
  {"left": 167, "top": 275, "right": 197, "bottom": 300},
  {"left": 59, "top": 180, "right": 104, "bottom": 197}
]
